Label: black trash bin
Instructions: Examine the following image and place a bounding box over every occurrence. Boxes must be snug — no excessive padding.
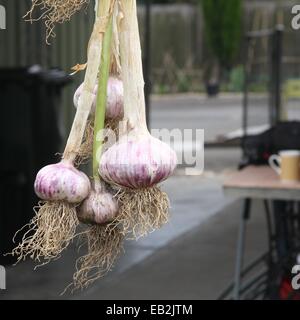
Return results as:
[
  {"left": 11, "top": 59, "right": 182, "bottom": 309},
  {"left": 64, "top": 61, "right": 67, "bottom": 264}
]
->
[{"left": 0, "top": 66, "right": 71, "bottom": 265}]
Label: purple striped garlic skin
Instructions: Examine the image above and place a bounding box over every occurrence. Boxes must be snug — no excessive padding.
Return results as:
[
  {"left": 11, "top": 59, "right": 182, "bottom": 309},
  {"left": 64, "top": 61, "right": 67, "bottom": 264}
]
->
[
  {"left": 99, "top": 134, "right": 177, "bottom": 189},
  {"left": 73, "top": 77, "right": 124, "bottom": 119},
  {"left": 34, "top": 161, "right": 91, "bottom": 203},
  {"left": 77, "top": 187, "right": 118, "bottom": 225},
  {"left": 106, "top": 77, "right": 124, "bottom": 119}
]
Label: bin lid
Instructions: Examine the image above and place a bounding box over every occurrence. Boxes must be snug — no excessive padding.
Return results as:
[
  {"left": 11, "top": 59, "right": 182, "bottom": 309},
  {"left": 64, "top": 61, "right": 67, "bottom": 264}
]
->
[{"left": 0, "top": 65, "right": 72, "bottom": 86}]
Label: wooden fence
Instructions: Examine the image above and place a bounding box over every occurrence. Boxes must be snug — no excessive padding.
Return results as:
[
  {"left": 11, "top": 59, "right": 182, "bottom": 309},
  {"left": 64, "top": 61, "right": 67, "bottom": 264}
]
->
[{"left": 1, "top": 1, "right": 300, "bottom": 134}]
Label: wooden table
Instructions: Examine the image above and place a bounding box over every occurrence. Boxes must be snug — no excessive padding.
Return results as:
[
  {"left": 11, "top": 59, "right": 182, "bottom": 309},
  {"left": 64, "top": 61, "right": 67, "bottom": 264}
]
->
[
  {"left": 221, "top": 165, "right": 300, "bottom": 300},
  {"left": 224, "top": 165, "right": 300, "bottom": 201}
]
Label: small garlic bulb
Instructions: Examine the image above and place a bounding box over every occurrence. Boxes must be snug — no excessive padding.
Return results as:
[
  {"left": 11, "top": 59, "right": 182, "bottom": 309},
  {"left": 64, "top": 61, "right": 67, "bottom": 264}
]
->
[
  {"left": 77, "top": 181, "right": 118, "bottom": 225},
  {"left": 34, "top": 161, "right": 91, "bottom": 203},
  {"left": 99, "top": 131, "right": 177, "bottom": 189},
  {"left": 73, "top": 77, "right": 124, "bottom": 119}
]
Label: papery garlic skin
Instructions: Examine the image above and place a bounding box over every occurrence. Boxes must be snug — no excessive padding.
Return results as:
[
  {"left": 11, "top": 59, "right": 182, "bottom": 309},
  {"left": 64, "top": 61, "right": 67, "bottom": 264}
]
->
[
  {"left": 73, "top": 82, "right": 98, "bottom": 114},
  {"left": 99, "top": 132, "right": 177, "bottom": 189},
  {"left": 34, "top": 161, "right": 91, "bottom": 203},
  {"left": 77, "top": 182, "right": 118, "bottom": 225},
  {"left": 73, "top": 77, "right": 124, "bottom": 119}
]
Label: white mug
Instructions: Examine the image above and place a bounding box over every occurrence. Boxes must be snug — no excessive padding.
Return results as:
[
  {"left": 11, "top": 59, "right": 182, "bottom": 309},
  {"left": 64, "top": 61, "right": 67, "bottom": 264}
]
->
[{"left": 269, "top": 150, "right": 300, "bottom": 182}]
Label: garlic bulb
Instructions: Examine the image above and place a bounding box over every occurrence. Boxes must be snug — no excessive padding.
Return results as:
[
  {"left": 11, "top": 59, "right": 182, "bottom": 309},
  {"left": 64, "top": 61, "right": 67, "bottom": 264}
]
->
[
  {"left": 34, "top": 161, "right": 91, "bottom": 203},
  {"left": 99, "top": 130, "right": 177, "bottom": 189},
  {"left": 77, "top": 180, "right": 118, "bottom": 224},
  {"left": 99, "top": 0, "right": 177, "bottom": 189},
  {"left": 73, "top": 77, "right": 124, "bottom": 119}
]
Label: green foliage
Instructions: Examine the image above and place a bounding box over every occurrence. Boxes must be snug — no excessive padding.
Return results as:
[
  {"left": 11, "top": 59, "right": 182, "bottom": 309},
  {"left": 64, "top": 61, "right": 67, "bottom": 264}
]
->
[
  {"left": 228, "top": 65, "right": 244, "bottom": 92},
  {"left": 177, "top": 72, "right": 192, "bottom": 92},
  {"left": 201, "top": 0, "right": 242, "bottom": 69},
  {"left": 140, "top": 0, "right": 197, "bottom": 3}
]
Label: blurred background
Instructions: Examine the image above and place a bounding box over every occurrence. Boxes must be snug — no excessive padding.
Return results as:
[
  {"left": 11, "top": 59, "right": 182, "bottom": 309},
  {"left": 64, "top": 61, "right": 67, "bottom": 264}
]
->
[{"left": 1, "top": 0, "right": 300, "bottom": 300}]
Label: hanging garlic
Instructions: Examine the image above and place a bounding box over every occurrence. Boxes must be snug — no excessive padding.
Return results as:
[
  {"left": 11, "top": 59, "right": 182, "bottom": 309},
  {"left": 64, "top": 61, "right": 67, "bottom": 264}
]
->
[
  {"left": 35, "top": 160, "right": 91, "bottom": 203},
  {"left": 100, "top": 132, "right": 177, "bottom": 189},
  {"left": 68, "top": 10, "right": 124, "bottom": 292},
  {"left": 11, "top": 0, "right": 115, "bottom": 265},
  {"left": 11, "top": 161, "right": 91, "bottom": 265},
  {"left": 74, "top": 179, "right": 122, "bottom": 291},
  {"left": 74, "top": 77, "right": 124, "bottom": 120},
  {"left": 98, "top": 0, "right": 177, "bottom": 239},
  {"left": 77, "top": 180, "right": 118, "bottom": 224},
  {"left": 99, "top": 0, "right": 177, "bottom": 189}
]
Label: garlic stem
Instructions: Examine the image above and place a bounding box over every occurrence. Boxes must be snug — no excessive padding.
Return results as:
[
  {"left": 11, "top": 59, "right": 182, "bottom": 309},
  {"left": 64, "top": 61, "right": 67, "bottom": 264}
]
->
[
  {"left": 63, "top": 0, "right": 115, "bottom": 162},
  {"left": 93, "top": 17, "right": 113, "bottom": 179},
  {"left": 111, "top": 3, "right": 121, "bottom": 75},
  {"left": 119, "top": 0, "right": 147, "bottom": 132}
]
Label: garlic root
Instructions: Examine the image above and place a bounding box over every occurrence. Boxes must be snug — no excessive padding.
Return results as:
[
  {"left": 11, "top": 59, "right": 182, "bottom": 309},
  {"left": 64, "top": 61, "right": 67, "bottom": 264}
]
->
[
  {"left": 25, "top": 0, "right": 90, "bottom": 42},
  {"left": 11, "top": 201, "right": 78, "bottom": 265},
  {"left": 71, "top": 223, "right": 124, "bottom": 291},
  {"left": 113, "top": 186, "right": 170, "bottom": 239}
]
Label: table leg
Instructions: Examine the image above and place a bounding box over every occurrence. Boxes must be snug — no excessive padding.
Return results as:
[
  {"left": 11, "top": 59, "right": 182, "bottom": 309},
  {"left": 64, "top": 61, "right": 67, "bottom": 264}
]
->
[
  {"left": 273, "top": 200, "right": 289, "bottom": 260},
  {"left": 233, "top": 198, "right": 251, "bottom": 300}
]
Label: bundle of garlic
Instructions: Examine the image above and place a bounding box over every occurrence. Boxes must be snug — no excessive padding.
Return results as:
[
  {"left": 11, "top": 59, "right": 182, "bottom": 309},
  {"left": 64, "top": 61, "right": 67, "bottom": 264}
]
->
[
  {"left": 11, "top": 0, "right": 177, "bottom": 291},
  {"left": 70, "top": 14, "right": 124, "bottom": 290},
  {"left": 11, "top": 0, "right": 116, "bottom": 266},
  {"left": 75, "top": 0, "right": 177, "bottom": 241}
]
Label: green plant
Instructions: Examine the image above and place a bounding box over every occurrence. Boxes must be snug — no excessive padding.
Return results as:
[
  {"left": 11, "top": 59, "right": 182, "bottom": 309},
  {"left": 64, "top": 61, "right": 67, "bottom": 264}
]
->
[
  {"left": 177, "top": 72, "right": 192, "bottom": 93},
  {"left": 228, "top": 65, "right": 244, "bottom": 92},
  {"left": 201, "top": 0, "right": 242, "bottom": 70}
]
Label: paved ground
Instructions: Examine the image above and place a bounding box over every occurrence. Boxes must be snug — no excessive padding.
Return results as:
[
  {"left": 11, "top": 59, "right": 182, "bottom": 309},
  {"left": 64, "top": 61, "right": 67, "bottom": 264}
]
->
[
  {"left": 79, "top": 199, "right": 268, "bottom": 300},
  {"left": 151, "top": 93, "right": 300, "bottom": 143},
  {"left": 151, "top": 93, "right": 265, "bottom": 143}
]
